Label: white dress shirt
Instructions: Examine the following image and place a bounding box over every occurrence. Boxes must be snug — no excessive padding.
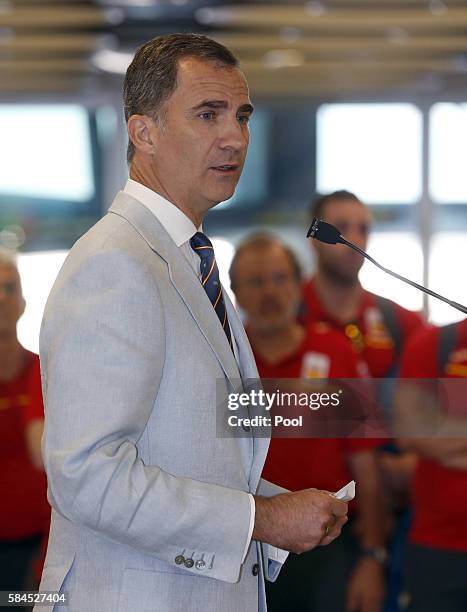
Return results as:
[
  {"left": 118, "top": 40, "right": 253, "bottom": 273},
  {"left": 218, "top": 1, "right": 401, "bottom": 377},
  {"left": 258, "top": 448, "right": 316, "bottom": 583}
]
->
[{"left": 123, "top": 178, "right": 255, "bottom": 563}]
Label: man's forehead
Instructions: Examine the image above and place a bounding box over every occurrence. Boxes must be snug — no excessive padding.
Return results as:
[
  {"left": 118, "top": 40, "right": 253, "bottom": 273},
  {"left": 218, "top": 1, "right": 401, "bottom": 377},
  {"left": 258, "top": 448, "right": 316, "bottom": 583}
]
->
[
  {"left": 175, "top": 57, "right": 250, "bottom": 102},
  {"left": 325, "top": 200, "right": 372, "bottom": 222},
  {"left": 238, "top": 244, "right": 292, "bottom": 268}
]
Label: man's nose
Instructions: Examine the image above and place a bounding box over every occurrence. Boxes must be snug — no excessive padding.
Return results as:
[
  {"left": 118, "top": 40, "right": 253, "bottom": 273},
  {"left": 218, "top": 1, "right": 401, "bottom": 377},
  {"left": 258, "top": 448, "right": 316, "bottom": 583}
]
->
[
  {"left": 261, "top": 278, "right": 283, "bottom": 296},
  {"left": 346, "top": 226, "right": 368, "bottom": 249},
  {"left": 219, "top": 117, "right": 248, "bottom": 151}
]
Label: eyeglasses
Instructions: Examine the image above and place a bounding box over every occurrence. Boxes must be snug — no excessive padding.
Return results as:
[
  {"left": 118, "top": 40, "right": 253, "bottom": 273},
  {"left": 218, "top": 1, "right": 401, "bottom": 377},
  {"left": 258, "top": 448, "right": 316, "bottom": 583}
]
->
[{"left": 237, "top": 273, "right": 297, "bottom": 290}]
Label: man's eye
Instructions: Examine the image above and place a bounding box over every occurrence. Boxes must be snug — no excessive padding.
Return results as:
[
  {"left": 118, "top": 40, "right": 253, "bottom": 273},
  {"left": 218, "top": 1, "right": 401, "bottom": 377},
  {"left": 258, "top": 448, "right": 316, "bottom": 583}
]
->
[
  {"left": 1, "top": 283, "right": 16, "bottom": 295},
  {"left": 238, "top": 114, "right": 250, "bottom": 124},
  {"left": 199, "top": 111, "right": 215, "bottom": 120}
]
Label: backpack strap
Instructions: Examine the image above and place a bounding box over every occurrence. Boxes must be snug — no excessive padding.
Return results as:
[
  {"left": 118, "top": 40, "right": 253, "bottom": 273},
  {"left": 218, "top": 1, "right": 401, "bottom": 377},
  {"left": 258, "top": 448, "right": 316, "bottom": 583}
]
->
[
  {"left": 437, "top": 322, "right": 458, "bottom": 374},
  {"left": 375, "top": 295, "right": 403, "bottom": 358}
]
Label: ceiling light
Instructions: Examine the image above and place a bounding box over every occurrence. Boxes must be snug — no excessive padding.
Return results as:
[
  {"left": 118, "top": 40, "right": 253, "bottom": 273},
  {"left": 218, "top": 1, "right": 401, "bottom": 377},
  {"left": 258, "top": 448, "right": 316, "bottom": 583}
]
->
[
  {"left": 92, "top": 48, "right": 133, "bottom": 74},
  {"left": 104, "top": 7, "right": 126, "bottom": 24},
  {"left": 279, "top": 27, "right": 302, "bottom": 44},
  {"left": 387, "top": 27, "right": 409, "bottom": 44},
  {"left": 98, "top": 0, "right": 157, "bottom": 6},
  {"left": 429, "top": 0, "right": 447, "bottom": 16},
  {"left": 305, "top": 1, "right": 326, "bottom": 17},
  {"left": 195, "top": 7, "right": 217, "bottom": 25},
  {"left": 0, "top": 27, "right": 13, "bottom": 43},
  {"left": 0, "top": 1, "right": 12, "bottom": 15},
  {"left": 263, "top": 49, "right": 305, "bottom": 69}
]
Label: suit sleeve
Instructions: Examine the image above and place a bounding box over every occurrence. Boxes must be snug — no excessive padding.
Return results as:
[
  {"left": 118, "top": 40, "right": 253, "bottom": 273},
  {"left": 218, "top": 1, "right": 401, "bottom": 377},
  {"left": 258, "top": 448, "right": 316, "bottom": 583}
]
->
[
  {"left": 40, "top": 247, "right": 252, "bottom": 583},
  {"left": 256, "top": 478, "right": 289, "bottom": 581}
]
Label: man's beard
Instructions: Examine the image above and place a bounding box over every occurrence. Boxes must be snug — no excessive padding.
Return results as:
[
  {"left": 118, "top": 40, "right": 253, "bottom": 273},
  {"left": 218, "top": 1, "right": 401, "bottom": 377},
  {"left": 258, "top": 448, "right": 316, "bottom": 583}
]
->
[{"left": 320, "top": 259, "right": 361, "bottom": 287}]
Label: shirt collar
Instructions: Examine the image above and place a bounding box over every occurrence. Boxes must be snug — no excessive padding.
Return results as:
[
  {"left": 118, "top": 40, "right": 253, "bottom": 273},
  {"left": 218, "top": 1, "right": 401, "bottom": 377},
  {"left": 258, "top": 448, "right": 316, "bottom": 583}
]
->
[{"left": 123, "top": 178, "right": 201, "bottom": 247}]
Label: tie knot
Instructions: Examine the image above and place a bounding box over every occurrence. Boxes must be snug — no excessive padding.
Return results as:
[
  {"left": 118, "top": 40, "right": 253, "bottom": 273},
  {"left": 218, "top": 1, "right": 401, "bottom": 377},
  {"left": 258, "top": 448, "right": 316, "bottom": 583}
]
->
[{"left": 190, "top": 232, "right": 214, "bottom": 258}]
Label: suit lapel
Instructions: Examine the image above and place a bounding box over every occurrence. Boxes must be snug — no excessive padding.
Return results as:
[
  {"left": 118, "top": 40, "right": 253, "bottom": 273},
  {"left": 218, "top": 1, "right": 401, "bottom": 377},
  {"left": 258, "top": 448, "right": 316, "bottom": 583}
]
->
[
  {"left": 109, "top": 192, "right": 269, "bottom": 492},
  {"left": 224, "top": 292, "right": 271, "bottom": 492},
  {"left": 108, "top": 192, "right": 241, "bottom": 383}
]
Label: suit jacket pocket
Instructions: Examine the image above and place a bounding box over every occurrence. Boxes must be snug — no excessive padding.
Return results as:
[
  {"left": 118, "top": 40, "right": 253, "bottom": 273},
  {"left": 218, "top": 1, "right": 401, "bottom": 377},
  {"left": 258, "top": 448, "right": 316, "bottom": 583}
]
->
[{"left": 117, "top": 567, "right": 204, "bottom": 612}]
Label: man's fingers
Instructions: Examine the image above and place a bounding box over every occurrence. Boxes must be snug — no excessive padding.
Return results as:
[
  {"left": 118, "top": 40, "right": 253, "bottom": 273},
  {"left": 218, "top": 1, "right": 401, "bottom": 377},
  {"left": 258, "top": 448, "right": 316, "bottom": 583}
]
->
[
  {"left": 319, "top": 514, "right": 348, "bottom": 546},
  {"left": 328, "top": 497, "right": 349, "bottom": 518}
]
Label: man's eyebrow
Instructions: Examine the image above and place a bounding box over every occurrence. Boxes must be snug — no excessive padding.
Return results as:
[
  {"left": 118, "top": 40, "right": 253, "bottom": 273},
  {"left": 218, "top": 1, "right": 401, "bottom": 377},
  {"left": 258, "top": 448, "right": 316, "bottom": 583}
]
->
[
  {"left": 191, "top": 100, "right": 254, "bottom": 114},
  {"left": 239, "top": 103, "right": 254, "bottom": 115}
]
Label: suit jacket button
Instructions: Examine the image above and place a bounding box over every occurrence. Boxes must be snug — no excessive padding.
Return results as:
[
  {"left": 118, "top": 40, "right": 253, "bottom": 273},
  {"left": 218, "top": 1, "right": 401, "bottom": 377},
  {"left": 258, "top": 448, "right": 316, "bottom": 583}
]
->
[
  {"left": 175, "top": 555, "right": 185, "bottom": 565},
  {"left": 195, "top": 560, "right": 206, "bottom": 570},
  {"left": 184, "top": 558, "right": 194, "bottom": 568},
  {"left": 252, "top": 563, "right": 259, "bottom": 576},
  {"left": 242, "top": 423, "right": 251, "bottom": 432}
]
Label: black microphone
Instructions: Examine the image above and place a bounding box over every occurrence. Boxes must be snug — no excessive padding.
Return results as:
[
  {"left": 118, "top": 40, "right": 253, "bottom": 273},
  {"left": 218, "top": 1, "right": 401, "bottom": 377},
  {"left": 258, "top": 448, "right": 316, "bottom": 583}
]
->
[
  {"left": 306, "top": 217, "right": 467, "bottom": 316},
  {"left": 307, "top": 218, "right": 345, "bottom": 245}
]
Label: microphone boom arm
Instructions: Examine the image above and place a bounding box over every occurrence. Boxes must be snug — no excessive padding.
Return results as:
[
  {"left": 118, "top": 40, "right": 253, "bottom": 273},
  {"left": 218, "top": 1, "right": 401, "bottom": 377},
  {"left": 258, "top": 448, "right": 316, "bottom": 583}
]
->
[{"left": 307, "top": 218, "right": 467, "bottom": 317}]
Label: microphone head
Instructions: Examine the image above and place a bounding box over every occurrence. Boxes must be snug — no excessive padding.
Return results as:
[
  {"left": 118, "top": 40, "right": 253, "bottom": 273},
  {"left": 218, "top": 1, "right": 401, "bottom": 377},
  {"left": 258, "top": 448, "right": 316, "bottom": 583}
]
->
[{"left": 306, "top": 218, "right": 343, "bottom": 245}]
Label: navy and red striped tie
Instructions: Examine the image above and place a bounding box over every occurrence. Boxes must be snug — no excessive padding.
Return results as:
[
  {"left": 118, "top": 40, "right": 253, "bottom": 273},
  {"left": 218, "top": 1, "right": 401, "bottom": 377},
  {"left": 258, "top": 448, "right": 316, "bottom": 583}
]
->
[{"left": 190, "top": 232, "right": 233, "bottom": 351}]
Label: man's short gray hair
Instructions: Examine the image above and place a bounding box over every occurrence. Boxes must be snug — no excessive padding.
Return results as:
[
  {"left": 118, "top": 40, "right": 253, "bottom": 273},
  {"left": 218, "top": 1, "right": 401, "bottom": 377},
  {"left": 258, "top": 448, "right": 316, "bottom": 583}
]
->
[{"left": 123, "top": 32, "right": 239, "bottom": 165}]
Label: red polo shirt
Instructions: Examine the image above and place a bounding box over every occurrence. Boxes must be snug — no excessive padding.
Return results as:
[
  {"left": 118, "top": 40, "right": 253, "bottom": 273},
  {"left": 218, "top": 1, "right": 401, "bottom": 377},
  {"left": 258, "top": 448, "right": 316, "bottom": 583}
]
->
[
  {"left": 302, "top": 278, "right": 425, "bottom": 377},
  {"left": 253, "top": 323, "right": 380, "bottom": 500},
  {"left": 0, "top": 350, "right": 49, "bottom": 541},
  {"left": 400, "top": 319, "right": 467, "bottom": 552}
]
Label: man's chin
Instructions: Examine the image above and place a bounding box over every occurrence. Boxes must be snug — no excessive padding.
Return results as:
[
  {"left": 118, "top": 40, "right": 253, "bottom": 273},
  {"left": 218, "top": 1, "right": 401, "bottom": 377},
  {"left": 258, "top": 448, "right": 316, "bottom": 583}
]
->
[
  {"left": 206, "top": 179, "right": 239, "bottom": 206},
  {"left": 208, "top": 193, "right": 237, "bottom": 210},
  {"left": 322, "top": 263, "right": 361, "bottom": 287}
]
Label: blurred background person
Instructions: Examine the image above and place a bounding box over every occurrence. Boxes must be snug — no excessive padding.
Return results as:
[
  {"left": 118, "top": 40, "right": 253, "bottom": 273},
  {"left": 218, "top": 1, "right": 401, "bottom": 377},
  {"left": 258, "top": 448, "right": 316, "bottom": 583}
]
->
[
  {"left": 303, "top": 190, "right": 425, "bottom": 380},
  {"left": 397, "top": 319, "right": 467, "bottom": 612},
  {"left": 303, "top": 190, "right": 427, "bottom": 610},
  {"left": 0, "top": 249, "right": 49, "bottom": 604},
  {"left": 230, "top": 234, "right": 386, "bottom": 612}
]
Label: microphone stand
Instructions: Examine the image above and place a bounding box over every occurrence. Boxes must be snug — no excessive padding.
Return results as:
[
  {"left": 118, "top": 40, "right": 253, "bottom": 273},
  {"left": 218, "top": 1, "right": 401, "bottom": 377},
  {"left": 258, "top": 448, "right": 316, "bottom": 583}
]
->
[{"left": 307, "top": 218, "right": 467, "bottom": 317}]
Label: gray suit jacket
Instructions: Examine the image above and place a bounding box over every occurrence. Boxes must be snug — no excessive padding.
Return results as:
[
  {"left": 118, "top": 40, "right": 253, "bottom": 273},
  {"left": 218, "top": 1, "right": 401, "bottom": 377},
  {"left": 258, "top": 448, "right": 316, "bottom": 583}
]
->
[{"left": 37, "top": 192, "right": 283, "bottom": 612}]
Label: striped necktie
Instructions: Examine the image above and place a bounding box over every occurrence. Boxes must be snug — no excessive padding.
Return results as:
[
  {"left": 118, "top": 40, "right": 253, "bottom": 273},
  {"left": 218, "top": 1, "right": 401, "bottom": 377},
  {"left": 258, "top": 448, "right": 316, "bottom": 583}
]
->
[{"left": 190, "top": 231, "right": 233, "bottom": 351}]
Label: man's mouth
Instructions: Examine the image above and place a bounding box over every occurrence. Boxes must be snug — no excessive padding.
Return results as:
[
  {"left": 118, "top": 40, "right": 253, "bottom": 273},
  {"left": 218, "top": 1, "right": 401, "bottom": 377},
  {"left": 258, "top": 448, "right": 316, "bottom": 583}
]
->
[{"left": 210, "top": 164, "right": 239, "bottom": 174}]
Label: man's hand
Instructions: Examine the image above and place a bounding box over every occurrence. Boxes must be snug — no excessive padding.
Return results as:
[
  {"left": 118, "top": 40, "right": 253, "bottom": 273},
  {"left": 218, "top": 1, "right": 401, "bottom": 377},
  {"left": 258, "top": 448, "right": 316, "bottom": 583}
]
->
[
  {"left": 346, "top": 558, "right": 385, "bottom": 612},
  {"left": 253, "top": 488, "right": 348, "bottom": 554}
]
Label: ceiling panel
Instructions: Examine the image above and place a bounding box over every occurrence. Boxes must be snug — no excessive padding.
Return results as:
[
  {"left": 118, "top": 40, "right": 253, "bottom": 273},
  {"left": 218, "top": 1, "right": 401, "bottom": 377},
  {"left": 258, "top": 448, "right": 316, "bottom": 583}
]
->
[{"left": 1, "top": 0, "right": 466, "bottom": 97}]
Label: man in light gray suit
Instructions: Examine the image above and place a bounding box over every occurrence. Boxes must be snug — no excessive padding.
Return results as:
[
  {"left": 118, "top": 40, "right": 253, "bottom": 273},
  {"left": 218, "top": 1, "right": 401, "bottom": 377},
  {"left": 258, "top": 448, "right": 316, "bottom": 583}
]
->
[{"left": 38, "top": 34, "right": 348, "bottom": 611}]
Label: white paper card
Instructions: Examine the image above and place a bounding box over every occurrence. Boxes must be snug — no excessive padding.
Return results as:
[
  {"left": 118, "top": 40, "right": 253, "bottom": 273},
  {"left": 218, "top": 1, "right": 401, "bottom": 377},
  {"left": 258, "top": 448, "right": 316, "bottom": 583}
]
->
[{"left": 333, "top": 480, "right": 356, "bottom": 502}]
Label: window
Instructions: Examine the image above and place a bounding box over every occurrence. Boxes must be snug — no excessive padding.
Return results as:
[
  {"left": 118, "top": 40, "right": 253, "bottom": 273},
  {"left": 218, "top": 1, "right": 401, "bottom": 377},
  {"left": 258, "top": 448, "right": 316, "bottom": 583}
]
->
[
  {"left": 0, "top": 105, "right": 94, "bottom": 203},
  {"left": 17, "top": 250, "right": 69, "bottom": 353},
  {"left": 428, "top": 233, "right": 467, "bottom": 325},
  {"left": 317, "top": 103, "right": 422, "bottom": 204},
  {"left": 217, "top": 110, "right": 269, "bottom": 209},
  {"left": 359, "top": 232, "right": 423, "bottom": 311},
  {"left": 429, "top": 103, "right": 467, "bottom": 204}
]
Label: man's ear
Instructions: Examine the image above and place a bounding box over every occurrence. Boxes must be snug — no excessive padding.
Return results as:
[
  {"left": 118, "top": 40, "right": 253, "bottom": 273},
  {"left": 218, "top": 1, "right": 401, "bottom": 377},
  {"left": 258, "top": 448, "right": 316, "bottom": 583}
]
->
[{"left": 127, "top": 114, "right": 158, "bottom": 156}]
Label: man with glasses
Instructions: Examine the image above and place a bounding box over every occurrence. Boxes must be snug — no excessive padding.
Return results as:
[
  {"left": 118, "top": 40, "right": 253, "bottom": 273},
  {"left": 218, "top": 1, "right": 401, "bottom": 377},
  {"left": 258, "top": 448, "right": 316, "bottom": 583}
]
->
[{"left": 230, "top": 234, "right": 386, "bottom": 612}]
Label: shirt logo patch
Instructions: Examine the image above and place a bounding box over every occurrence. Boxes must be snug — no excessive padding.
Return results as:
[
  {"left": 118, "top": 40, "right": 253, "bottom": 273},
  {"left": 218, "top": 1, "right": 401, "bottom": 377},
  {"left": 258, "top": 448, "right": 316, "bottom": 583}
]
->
[
  {"left": 301, "top": 352, "right": 331, "bottom": 379},
  {"left": 363, "top": 307, "right": 394, "bottom": 349}
]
